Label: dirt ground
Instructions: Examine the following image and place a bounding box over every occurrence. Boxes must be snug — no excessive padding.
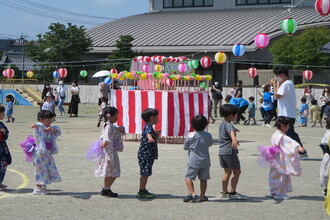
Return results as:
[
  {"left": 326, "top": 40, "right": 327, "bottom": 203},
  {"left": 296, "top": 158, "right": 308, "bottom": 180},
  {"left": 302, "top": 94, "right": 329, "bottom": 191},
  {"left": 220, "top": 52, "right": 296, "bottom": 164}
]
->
[{"left": 0, "top": 104, "right": 329, "bottom": 219}]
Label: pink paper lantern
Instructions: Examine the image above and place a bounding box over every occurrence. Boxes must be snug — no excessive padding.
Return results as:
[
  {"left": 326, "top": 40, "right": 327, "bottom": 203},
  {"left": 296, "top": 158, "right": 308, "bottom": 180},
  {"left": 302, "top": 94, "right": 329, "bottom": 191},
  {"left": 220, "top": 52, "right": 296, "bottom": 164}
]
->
[
  {"left": 254, "top": 33, "right": 269, "bottom": 49},
  {"left": 3, "top": 68, "right": 15, "bottom": 78},
  {"left": 110, "top": 68, "right": 118, "bottom": 74},
  {"left": 143, "top": 64, "right": 150, "bottom": 73},
  {"left": 58, "top": 68, "right": 68, "bottom": 78},
  {"left": 303, "top": 70, "right": 313, "bottom": 80},
  {"left": 315, "top": 0, "right": 330, "bottom": 16},
  {"left": 248, "top": 67, "right": 258, "bottom": 78},
  {"left": 200, "top": 56, "right": 212, "bottom": 69},
  {"left": 178, "top": 63, "right": 187, "bottom": 73}
]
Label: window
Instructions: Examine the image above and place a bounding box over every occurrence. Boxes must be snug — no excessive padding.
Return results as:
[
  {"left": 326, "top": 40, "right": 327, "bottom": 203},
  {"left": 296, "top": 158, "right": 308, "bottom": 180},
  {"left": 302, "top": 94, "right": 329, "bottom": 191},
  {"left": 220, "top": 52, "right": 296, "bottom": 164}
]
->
[
  {"left": 163, "top": 0, "right": 213, "bottom": 8},
  {"left": 236, "top": 0, "right": 291, "bottom": 5}
]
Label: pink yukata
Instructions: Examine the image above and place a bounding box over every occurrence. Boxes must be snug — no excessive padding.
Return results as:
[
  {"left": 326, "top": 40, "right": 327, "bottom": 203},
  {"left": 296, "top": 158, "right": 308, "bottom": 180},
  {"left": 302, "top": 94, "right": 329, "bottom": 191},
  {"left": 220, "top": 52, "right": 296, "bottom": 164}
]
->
[
  {"left": 33, "top": 123, "right": 61, "bottom": 185},
  {"left": 269, "top": 130, "right": 302, "bottom": 197},
  {"left": 94, "top": 122, "right": 125, "bottom": 177}
]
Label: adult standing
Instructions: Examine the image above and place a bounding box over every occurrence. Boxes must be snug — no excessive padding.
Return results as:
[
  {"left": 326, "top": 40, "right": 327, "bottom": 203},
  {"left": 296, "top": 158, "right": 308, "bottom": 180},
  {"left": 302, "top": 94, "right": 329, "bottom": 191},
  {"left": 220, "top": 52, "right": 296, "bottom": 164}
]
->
[
  {"left": 41, "top": 83, "right": 51, "bottom": 101},
  {"left": 234, "top": 80, "right": 243, "bottom": 98},
  {"left": 260, "top": 84, "right": 273, "bottom": 128},
  {"left": 68, "top": 81, "right": 80, "bottom": 117},
  {"left": 98, "top": 79, "right": 110, "bottom": 105},
  {"left": 272, "top": 66, "right": 308, "bottom": 159},
  {"left": 320, "top": 87, "right": 330, "bottom": 121},
  {"left": 211, "top": 81, "right": 223, "bottom": 117},
  {"left": 56, "top": 81, "right": 66, "bottom": 116}
]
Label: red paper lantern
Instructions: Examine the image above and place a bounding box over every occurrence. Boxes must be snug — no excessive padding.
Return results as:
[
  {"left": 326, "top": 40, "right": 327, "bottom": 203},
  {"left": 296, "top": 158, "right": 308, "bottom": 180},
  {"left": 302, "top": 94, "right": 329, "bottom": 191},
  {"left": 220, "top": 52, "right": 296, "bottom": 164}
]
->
[
  {"left": 3, "top": 68, "right": 15, "bottom": 78},
  {"left": 248, "top": 67, "right": 258, "bottom": 78},
  {"left": 58, "top": 68, "right": 68, "bottom": 78},
  {"left": 110, "top": 68, "right": 118, "bottom": 74},
  {"left": 303, "top": 70, "right": 313, "bottom": 80},
  {"left": 200, "top": 56, "right": 212, "bottom": 69},
  {"left": 315, "top": 0, "right": 330, "bottom": 16}
]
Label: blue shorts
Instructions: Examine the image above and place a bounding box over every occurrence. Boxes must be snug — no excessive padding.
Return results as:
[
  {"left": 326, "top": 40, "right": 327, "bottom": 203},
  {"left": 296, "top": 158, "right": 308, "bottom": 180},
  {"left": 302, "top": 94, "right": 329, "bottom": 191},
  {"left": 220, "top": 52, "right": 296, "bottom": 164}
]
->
[{"left": 138, "top": 159, "right": 154, "bottom": 176}]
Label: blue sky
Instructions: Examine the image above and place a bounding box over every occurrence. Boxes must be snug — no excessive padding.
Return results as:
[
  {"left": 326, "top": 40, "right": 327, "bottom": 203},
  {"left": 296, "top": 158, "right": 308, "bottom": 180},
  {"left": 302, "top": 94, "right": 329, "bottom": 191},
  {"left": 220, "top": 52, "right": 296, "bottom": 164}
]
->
[{"left": 0, "top": 0, "right": 149, "bottom": 41}]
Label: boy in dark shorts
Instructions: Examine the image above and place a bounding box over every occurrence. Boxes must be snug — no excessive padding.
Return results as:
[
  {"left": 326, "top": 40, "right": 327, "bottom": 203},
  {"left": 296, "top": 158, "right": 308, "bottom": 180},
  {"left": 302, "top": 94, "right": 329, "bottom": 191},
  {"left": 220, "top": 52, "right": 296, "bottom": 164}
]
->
[
  {"left": 219, "top": 104, "right": 246, "bottom": 200},
  {"left": 136, "top": 108, "right": 160, "bottom": 199},
  {"left": 183, "top": 115, "right": 213, "bottom": 203}
]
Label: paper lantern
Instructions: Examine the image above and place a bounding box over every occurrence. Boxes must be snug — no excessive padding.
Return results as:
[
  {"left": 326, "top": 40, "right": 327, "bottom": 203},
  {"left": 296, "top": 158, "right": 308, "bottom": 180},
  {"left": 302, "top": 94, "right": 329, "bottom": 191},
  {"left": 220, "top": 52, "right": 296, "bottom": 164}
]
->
[
  {"left": 154, "top": 64, "right": 162, "bottom": 72},
  {"left": 178, "top": 63, "right": 187, "bottom": 73},
  {"left": 142, "top": 64, "right": 149, "bottom": 73},
  {"left": 200, "top": 56, "right": 212, "bottom": 68},
  {"left": 3, "top": 68, "right": 14, "bottom": 78},
  {"left": 58, "top": 68, "right": 68, "bottom": 78},
  {"left": 80, "top": 70, "right": 88, "bottom": 78},
  {"left": 248, "top": 67, "right": 258, "bottom": 78},
  {"left": 303, "top": 70, "right": 313, "bottom": 81},
  {"left": 188, "top": 60, "right": 199, "bottom": 69},
  {"left": 200, "top": 82, "right": 208, "bottom": 90},
  {"left": 254, "top": 33, "right": 269, "bottom": 49},
  {"left": 104, "top": 77, "right": 112, "bottom": 85},
  {"left": 214, "top": 52, "right": 227, "bottom": 64},
  {"left": 281, "top": 18, "right": 297, "bottom": 35},
  {"left": 53, "top": 71, "right": 59, "bottom": 78},
  {"left": 110, "top": 68, "right": 118, "bottom": 74},
  {"left": 165, "top": 78, "right": 174, "bottom": 86},
  {"left": 142, "top": 56, "right": 151, "bottom": 63},
  {"left": 315, "top": 0, "right": 330, "bottom": 16},
  {"left": 232, "top": 44, "right": 246, "bottom": 57},
  {"left": 26, "top": 70, "right": 34, "bottom": 78}
]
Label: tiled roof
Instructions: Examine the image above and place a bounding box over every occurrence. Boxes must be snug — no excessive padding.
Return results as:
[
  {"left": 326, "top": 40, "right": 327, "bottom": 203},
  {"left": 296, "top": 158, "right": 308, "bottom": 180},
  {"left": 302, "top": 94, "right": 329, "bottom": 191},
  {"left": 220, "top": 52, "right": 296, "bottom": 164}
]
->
[
  {"left": 0, "top": 53, "right": 37, "bottom": 71},
  {"left": 320, "top": 42, "right": 330, "bottom": 53},
  {"left": 87, "top": 7, "right": 330, "bottom": 53}
]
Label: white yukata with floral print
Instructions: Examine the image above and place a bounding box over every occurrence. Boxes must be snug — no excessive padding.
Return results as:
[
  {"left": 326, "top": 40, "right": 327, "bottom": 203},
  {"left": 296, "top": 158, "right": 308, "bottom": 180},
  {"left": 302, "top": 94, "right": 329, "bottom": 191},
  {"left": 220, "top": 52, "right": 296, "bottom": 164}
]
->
[
  {"left": 94, "top": 122, "right": 125, "bottom": 177},
  {"left": 33, "top": 122, "right": 61, "bottom": 185},
  {"left": 269, "top": 130, "right": 301, "bottom": 197}
]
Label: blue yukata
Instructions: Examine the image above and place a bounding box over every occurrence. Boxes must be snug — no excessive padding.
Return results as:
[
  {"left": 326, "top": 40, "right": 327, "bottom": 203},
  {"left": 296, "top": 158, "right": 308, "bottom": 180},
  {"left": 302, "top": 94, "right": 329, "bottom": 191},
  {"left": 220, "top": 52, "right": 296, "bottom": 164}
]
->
[
  {"left": 298, "top": 103, "right": 309, "bottom": 125},
  {"left": 138, "top": 124, "right": 158, "bottom": 176},
  {"left": 5, "top": 101, "right": 13, "bottom": 117}
]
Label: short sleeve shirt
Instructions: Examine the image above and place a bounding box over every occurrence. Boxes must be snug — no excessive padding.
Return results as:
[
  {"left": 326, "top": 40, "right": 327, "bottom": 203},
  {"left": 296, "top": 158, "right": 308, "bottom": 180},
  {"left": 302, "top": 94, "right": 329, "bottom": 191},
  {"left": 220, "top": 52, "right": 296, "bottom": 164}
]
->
[
  {"left": 277, "top": 80, "right": 296, "bottom": 118},
  {"left": 185, "top": 131, "right": 213, "bottom": 168},
  {"left": 138, "top": 124, "right": 158, "bottom": 160},
  {"left": 219, "top": 121, "right": 237, "bottom": 155}
]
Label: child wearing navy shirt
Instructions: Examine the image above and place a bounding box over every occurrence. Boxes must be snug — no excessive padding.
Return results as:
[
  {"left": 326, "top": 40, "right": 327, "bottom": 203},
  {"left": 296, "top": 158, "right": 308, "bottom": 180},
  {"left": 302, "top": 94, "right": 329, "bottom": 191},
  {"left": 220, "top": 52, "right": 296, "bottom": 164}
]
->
[{"left": 136, "top": 108, "right": 160, "bottom": 199}]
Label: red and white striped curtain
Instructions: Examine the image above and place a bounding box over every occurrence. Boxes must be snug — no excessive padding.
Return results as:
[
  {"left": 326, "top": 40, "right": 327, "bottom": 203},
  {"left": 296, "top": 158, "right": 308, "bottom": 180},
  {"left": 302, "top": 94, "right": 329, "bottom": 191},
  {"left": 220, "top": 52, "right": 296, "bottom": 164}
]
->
[{"left": 110, "top": 90, "right": 209, "bottom": 137}]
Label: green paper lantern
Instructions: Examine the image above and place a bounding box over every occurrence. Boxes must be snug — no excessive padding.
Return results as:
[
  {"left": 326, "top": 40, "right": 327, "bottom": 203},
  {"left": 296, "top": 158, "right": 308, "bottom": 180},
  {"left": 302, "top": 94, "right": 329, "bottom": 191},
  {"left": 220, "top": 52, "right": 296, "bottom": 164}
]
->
[
  {"left": 281, "top": 18, "right": 297, "bottom": 35},
  {"left": 80, "top": 70, "right": 88, "bottom": 77},
  {"left": 200, "top": 82, "right": 207, "bottom": 90},
  {"left": 188, "top": 60, "right": 199, "bottom": 69}
]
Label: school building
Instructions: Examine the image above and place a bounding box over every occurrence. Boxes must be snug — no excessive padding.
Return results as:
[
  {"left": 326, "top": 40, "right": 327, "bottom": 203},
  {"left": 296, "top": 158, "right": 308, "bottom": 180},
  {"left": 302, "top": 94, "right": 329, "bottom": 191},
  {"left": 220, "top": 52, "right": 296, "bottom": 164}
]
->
[{"left": 86, "top": 0, "right": 330, "bottom": 86}]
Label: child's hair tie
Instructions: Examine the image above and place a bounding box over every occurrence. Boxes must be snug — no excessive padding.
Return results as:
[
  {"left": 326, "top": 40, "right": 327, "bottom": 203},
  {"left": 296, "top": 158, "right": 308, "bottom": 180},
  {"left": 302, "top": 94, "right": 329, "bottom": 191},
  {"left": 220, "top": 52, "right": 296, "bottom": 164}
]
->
[{"left": 106, "top": 113, "right": 110, "bottom": 118}]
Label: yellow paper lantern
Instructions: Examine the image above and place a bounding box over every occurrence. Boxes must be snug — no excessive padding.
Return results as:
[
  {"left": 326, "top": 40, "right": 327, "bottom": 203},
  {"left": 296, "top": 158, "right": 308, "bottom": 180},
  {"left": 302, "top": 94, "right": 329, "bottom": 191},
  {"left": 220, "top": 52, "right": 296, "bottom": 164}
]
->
[
  {"left": 141, "top": 73, "right": 148, "bottom": 80},
  {"left": 26, "top": 70, "right": 34, "bottom": 78},
  {"left": 119, "top": 77, "right": 125, "bottom": 80},
  {"left": 154, "top": 64, "right": 162, "bottom": 72},
  {"left": 205, "top": 75, "right": 212, "bottom": 81},
  {"left": 112, "top": 73, "right": 118, "bottom": 79},
  {"left": 125, "top": 72, "right": 133, "bottom": 79},
  {"left": 195, "top": 75, "right": 203, "bottom": 81}
]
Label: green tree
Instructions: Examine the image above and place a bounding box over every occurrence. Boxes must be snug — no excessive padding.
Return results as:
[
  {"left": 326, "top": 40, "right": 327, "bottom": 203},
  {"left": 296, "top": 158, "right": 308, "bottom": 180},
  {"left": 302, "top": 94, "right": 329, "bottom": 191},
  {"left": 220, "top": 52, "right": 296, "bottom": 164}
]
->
[
  {"left": 105, "top": 35, "right": 140, "bottom": 71},
  {"left": 269, "top": 26, "right": 330, "bottom": 70},
  {"left": 25, "top": 23, "right": 92, "bottom": 82}
]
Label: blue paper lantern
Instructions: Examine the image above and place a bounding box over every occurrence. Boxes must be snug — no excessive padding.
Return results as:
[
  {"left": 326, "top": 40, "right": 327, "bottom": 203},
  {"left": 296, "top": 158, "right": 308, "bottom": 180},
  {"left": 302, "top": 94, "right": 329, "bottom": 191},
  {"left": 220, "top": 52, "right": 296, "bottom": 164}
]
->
[
  {"left": 104, "top": 77, "right": 112, "bottom": 85},
  {"left": 53, "top": 71, "right": 59, "bottom": 78},
  {"left": 232, "top": 44, "right": 246, "bottom": 57}
]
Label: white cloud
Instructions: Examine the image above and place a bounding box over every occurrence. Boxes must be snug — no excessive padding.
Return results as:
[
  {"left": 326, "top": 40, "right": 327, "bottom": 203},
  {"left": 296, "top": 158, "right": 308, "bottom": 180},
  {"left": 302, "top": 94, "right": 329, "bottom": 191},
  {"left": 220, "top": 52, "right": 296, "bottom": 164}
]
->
[{"left": 94, "top": 0, "right": 124, "bottom": 6}]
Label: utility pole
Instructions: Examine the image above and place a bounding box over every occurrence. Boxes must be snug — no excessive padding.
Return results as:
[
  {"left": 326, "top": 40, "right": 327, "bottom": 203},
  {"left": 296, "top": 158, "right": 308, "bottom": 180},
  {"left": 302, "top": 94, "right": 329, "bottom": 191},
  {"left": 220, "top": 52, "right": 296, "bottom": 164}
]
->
[{"left": 20, "top": 34, "right": 25, "bottom": 81}]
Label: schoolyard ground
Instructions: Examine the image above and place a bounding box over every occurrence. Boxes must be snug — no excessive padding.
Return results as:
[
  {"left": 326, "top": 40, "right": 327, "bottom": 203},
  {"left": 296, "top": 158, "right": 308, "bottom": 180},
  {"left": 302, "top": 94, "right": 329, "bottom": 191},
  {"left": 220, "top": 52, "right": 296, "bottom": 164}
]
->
[{"left": 0, "top": 104, "right": 328, "bottom": 220}]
